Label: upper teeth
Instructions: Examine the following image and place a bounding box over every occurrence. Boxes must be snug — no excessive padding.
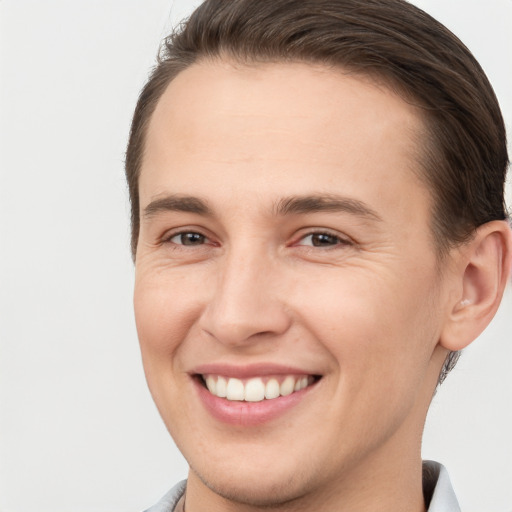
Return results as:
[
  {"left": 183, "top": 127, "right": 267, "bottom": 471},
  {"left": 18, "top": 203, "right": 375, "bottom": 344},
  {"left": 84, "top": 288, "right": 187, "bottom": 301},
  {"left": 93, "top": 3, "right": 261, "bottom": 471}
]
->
[{"left": 204, "top": 375, "right": 311, "bottom": 402}]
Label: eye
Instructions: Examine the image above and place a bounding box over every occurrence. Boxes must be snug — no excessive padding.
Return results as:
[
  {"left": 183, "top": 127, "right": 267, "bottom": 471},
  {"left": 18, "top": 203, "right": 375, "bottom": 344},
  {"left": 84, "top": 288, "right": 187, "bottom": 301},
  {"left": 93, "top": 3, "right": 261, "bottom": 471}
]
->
[
  {"left": 168, "top": 232, "right": 208, "bottom": 246},
  {"left": 296, "top": 232, "right": 351, "bottom": 248}
]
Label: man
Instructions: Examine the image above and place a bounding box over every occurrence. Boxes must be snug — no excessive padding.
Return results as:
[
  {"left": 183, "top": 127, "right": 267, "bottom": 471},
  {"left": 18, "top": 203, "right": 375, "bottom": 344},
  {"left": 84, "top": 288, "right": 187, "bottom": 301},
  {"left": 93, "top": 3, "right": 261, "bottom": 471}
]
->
[{"left": 125, "top": 0, "right": 512, "bottom": 510}]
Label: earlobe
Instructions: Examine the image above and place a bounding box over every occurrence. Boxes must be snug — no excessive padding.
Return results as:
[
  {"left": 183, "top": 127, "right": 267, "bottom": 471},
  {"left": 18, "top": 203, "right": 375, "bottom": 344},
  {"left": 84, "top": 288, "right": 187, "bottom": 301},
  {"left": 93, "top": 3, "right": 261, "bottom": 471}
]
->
[{"left": 440, "top": 220, "right": 512, "bottom": 352}]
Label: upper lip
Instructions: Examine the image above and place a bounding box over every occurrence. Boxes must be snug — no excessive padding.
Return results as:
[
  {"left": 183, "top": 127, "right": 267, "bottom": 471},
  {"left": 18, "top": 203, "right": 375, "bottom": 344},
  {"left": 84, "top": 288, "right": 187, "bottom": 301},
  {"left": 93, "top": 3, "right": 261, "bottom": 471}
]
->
[{"left": 192, "top": 362, "right": 319, "bottom": 379}]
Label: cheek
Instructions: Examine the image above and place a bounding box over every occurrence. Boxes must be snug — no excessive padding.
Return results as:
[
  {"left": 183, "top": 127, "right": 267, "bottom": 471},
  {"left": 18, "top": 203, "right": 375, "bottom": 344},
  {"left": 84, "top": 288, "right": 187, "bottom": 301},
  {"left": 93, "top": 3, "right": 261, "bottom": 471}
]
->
[
  {"left": 298, "top": 272, "right": 441, "bottom": 445},
  {"left": 133, "top": 273, "right": 204, "bottom": 423},
  {"left": 295, "top": 264, "right": 441, "bottom": 380},
  {"left": 133, "top": 269, "right": 205, "bottom": 360}
]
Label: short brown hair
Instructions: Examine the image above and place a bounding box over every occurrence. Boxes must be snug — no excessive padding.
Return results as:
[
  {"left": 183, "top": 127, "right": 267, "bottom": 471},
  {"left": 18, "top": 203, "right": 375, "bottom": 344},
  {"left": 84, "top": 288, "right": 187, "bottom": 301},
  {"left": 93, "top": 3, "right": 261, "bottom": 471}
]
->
[
  {"left": 126, "top": 0, "right": 508, "bottom": 258},
  {"left": 125, "top": 0, "right": 509, "bottom": 380}
]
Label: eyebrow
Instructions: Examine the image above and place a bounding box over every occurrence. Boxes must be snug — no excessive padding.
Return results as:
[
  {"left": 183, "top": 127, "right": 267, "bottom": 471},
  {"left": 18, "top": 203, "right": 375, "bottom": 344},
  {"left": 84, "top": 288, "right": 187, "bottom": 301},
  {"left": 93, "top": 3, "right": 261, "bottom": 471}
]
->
[
  {"left": 274, "top": 194, "right": 382, "bottom": 221},
  {"left": 142, "top": 193, "right": 382, "bottom": 222},
  {"left": 143, "top": 195, "right": 211, "bottom": 219}
]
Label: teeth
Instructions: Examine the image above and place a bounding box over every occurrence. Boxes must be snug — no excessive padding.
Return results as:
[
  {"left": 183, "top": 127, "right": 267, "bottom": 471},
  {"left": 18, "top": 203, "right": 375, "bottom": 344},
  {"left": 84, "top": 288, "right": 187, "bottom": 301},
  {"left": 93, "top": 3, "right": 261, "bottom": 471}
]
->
[
  {"left": 265, "top": 378, "right": 280, "bottom": 399},
  {"left": 280, "top": 376, "right": 295, "bottom": 396},
  {"left": 203, "top": 375, "right": 314, "bottom": 402},
  {"left": 205, "top": 376, "right": 217, "bottom": 394},
  {"left": 294, "top": 377, "right": 308, "bottom": 391},
  {"left": 216, "top": 377, "right": 227, "bottom": 397},
  {"left": 244, "top": 378, "right": 265, "bottom": 402},
  {"left": 226, "top": 378, "right": 245, "bottom": 401}
]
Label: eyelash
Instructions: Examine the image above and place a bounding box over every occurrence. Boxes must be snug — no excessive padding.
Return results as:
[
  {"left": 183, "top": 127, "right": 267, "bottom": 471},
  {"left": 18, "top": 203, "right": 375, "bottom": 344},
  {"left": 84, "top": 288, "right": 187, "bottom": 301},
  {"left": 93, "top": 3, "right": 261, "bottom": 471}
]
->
[
  {"left": 164, "top": 231, "right": 213, "bottom": 247},
  {"left": 162, "top": 229, "right": 353, "bottom": 250},
  {"left": 293, "top": 230, "right": 353, "bottom": 249}
]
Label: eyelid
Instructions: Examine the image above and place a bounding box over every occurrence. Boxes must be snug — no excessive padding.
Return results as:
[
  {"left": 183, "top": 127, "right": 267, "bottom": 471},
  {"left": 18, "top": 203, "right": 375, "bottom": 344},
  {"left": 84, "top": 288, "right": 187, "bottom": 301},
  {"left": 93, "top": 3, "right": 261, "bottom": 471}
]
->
[
  {"left": 159, "top": 226, "right": 353, "bottom": 249},
  {"left": 170, "top": 232, "right": 206, "bottom": 245},
  {"left": 161, "top": 227, "right": 215, "bottom": 246},
  {"left": 292, "top": 228, "right": 354, "bottom": 248}
]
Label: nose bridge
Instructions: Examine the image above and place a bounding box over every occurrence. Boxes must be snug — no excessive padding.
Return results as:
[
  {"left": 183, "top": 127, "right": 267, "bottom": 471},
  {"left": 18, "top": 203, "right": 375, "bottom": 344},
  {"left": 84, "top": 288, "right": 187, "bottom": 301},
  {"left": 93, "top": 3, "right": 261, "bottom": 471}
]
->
[{"left": 200, "top": 240, "right": 290, "bottom": 345}]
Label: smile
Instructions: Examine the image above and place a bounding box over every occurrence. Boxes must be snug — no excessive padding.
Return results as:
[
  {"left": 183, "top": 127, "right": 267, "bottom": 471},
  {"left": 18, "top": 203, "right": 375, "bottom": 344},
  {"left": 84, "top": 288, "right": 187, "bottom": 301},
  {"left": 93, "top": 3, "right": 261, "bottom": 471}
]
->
[
  {"left": 201, "top": 374, "right": 315, "bottom": 402},
  {"left": 193, "top": 365, "right": 322, "bottom": 425}
]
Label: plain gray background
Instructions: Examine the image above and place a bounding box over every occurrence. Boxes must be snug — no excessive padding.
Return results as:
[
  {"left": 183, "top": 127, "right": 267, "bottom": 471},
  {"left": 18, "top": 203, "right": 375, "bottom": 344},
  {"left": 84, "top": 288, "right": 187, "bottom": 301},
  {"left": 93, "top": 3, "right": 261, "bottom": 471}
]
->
[{"left": 0, "top": 1, "right": 511, "bottom": 511}]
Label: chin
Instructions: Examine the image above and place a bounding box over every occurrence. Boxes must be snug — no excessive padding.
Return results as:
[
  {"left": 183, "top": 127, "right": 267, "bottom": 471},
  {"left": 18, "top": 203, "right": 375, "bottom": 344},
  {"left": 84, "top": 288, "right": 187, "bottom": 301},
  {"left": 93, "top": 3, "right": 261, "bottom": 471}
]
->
[{"left": 191, "top": 463, "right": 314, "bottom": 508}]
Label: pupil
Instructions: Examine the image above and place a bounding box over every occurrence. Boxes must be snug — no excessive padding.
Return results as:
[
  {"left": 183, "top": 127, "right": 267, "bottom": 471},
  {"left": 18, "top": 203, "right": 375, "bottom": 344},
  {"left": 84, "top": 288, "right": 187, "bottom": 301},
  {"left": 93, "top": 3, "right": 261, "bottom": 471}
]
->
[
  {"left": 182, "top": 233, "right": 204, "bottom": 245},
  {"left": 312, "top": 233, "right": 337, "bottom": 246}
]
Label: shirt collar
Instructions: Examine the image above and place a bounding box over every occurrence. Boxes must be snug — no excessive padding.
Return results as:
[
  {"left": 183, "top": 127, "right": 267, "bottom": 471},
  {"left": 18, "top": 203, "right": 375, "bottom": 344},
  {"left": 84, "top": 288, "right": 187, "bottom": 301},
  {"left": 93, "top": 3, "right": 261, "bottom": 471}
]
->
[{"left": 423, "top": 460, "right": 461, "bottom": 511}]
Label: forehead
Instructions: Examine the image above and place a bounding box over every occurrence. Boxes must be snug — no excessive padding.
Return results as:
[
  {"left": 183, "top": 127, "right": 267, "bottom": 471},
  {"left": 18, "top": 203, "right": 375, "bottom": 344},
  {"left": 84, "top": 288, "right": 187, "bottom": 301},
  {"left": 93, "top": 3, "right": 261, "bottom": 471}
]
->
[{"left": 141, "top": 60, "right": 430, "bottom": 227}]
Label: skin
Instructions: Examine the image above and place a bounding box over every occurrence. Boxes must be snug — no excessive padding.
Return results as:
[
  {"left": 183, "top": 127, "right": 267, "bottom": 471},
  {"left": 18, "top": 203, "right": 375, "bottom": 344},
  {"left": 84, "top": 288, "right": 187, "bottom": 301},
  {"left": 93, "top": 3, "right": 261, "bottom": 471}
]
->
[{"left": 134, "top": 60, "right": 500, "bottom": 512}]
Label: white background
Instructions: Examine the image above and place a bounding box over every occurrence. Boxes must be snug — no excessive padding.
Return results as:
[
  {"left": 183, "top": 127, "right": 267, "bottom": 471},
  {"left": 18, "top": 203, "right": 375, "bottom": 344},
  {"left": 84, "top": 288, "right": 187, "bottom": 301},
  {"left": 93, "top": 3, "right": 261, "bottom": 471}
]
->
[{"left": 0, "top": 1, "right": 510, "bottom": 511}]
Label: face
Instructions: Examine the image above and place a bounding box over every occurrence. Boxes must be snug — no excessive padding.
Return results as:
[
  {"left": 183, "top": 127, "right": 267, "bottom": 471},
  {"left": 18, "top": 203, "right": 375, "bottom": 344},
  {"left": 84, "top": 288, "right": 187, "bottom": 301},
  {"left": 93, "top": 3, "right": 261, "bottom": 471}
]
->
[{"left": 134, "top": 61, "right": 452, "bottom": 507}]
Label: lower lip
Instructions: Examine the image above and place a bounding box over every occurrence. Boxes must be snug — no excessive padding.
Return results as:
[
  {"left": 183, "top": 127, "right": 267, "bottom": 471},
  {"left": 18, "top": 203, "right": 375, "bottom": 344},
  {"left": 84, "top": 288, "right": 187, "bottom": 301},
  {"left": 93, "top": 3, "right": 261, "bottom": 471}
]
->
[{"left": 193, "top": 378, "right": 316, "bottom": 426}]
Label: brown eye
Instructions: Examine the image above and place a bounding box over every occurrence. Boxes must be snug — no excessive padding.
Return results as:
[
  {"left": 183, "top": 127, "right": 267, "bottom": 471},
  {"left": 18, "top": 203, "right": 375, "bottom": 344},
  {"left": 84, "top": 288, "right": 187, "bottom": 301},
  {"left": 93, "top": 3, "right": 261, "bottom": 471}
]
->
[
  {"left": 170, "top": 232, "right": 207, "bottom": 246},
  {"left": 311, "top": 233, "right": 339, "bottom": 246},
  {"left": 298, "top": 232, "right": 348, "bottom": 247}
]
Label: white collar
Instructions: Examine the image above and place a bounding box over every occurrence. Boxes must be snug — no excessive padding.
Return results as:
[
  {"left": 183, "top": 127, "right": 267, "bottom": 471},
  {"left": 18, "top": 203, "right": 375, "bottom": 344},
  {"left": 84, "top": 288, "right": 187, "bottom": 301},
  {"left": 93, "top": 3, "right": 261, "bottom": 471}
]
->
[{"left": 424, "top": 460, "right": 461, "bottom": 511}]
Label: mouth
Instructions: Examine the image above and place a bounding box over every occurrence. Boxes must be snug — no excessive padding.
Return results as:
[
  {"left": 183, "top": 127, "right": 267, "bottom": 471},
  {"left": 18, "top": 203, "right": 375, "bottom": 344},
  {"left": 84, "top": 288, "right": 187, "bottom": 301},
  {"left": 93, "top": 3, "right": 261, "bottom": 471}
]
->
[
  {"left": 191, "top": 364, "right": 323, "bottom": 425},
  {"left": 196, "top": 374, "right": 320, "bottom": 402}
]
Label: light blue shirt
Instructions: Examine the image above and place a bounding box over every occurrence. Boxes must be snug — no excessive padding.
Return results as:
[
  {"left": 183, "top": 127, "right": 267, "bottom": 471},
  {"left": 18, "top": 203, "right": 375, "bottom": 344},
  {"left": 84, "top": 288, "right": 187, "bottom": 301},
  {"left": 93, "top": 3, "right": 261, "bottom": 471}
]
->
[{"left": 144, "top": 461, "right": 460, "bottom": 512}]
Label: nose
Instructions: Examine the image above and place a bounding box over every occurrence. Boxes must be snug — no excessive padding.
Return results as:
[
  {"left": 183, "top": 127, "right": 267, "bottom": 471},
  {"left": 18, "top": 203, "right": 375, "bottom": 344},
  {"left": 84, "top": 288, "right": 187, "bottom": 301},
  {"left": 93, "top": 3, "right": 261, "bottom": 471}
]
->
[{"left": 199, "top": 246, "right": 292, "bottom": 348}]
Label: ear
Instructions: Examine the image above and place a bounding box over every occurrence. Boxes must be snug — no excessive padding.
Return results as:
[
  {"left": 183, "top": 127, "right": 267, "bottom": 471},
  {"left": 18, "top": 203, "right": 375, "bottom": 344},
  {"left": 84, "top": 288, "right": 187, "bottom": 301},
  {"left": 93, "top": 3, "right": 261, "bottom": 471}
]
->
[{"left": 440, "top": 220, "right": 512, "bottom": 351}]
